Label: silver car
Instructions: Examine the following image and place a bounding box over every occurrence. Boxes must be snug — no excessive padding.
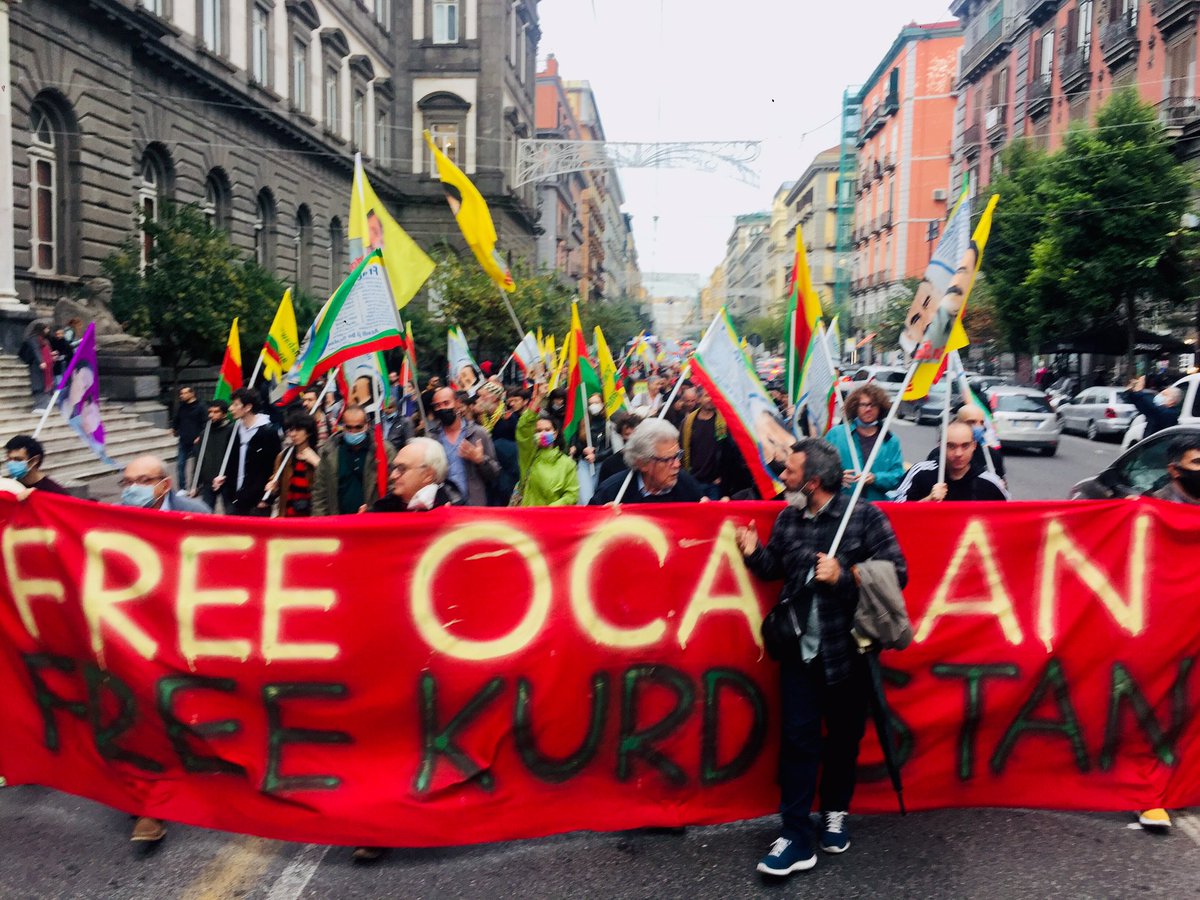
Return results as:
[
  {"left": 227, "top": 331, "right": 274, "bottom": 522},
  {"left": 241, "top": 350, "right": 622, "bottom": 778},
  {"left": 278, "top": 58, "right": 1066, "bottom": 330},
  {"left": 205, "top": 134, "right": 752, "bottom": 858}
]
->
[
  {"left": 847, "top": 365, "right": 908, "bottom": 399},
  {"left": 1057, "top": 386, "right": 1138, "bottom": 441},
  {"left": 988, "top": 386, "right": 1061, "bottom": 456}
]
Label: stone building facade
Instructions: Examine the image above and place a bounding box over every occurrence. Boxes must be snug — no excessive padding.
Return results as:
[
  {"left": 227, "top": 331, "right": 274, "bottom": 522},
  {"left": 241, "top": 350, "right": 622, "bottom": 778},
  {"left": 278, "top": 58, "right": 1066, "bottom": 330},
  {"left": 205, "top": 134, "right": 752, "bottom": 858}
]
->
[{"left": 7, "top": 0, "right": 539, "bottom": 336}]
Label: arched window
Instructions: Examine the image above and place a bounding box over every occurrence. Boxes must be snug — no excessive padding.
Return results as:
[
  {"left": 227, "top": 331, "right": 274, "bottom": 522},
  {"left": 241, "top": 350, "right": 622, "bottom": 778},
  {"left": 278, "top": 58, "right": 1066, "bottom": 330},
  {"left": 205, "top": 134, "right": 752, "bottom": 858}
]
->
[
  {"left": 295, "top": 204, "right": 313, "bottom": 291},
  {"left": 138, "top": 150, "right": 169, "bottom": 268},
  {"left": 329, "top": 216, "right": 344, "bottom": 289},
  {"left": 203, "top": 168, "right": 232, "bottom": 232},
  {"left": 28, "top": 105, "right": 58, "bottom": 273},
  {"left": 255, "top": 189, "right": 276, "bottom": 269},
  {"left": 418, "top": 91, "right": 471, "bottom": 174}
]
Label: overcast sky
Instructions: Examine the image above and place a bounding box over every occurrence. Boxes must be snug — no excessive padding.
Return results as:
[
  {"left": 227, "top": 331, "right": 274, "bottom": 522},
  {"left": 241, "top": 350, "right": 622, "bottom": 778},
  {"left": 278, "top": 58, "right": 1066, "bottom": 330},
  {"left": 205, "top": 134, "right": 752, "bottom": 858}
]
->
[{"left": 537, "top": 0, "right": 957, "bottom": 287}]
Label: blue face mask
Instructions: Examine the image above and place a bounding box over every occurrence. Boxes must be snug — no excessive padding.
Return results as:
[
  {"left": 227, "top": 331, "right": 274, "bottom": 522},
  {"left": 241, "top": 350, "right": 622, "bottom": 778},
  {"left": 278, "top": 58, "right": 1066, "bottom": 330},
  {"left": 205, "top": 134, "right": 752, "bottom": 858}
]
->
[
  {"left": 972, "top": 425, "right": 987, "bottom": 444},
  {"left": 4, "top": 459, "right": 28, "bottom": 480},
  {"left": 343, "top": 429, "right": 368, "bottom": 446},
  {"left": 121, "top": 483, "right": 158, "bottom": 508},
  {"left": 853, "top": 416, "right": 877, "bottom": 430}
]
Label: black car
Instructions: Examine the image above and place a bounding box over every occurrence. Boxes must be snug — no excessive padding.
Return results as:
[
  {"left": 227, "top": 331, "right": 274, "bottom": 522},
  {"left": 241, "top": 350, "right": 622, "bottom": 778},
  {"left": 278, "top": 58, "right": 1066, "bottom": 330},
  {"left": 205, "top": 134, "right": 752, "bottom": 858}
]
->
[{"left": 1069, "top": 425, "right": 1200, "bottom": 499}]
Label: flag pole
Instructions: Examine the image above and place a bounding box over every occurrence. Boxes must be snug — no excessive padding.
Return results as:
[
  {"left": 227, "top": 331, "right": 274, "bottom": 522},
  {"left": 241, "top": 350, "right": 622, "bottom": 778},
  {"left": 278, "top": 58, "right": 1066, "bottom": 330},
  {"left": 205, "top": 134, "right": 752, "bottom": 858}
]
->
[
  {"left": 498, "top": 286, "right": 526, "bottom": 344},
  {"left": 817, "top": 321, "right": 861, "bottom": 473},
  {"left": 786, "top": 308, "right": 798, "bottom": 414},
  {"left": 31, "top": 387, "right": 62, "bottom": 439},
  {"left": 189, "top": 419, "right": 213, "bottom": 495},
  {"left": 612, "top": 362, "right": 690, "bottom": 507},
  {"left": 827, "top": 360, "right": 918, "bottom": 557},
  {"left": 579, "top": 379, "right": 595, "bottom": 480}
]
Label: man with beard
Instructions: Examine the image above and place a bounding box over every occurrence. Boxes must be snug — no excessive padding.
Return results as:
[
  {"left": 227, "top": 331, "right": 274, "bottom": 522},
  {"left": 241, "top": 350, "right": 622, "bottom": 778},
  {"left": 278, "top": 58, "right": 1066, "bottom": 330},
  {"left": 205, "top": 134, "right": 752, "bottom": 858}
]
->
[{"left": 736, "top": 438, "right": 907, "bottom": 876}]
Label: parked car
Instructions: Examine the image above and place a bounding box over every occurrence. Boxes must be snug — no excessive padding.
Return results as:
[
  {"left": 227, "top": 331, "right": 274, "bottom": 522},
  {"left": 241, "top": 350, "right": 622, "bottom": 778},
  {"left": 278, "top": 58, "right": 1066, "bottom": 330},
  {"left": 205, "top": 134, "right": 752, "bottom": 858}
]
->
[
  {"left": 988, "top": 386, "right": 1061, "bottom": 455},
  {"left": 847, "top": 366, "right": 908, "bottom": 399},
  {"left": 899, "top": 381, "right": 964, "bottom": 425},
  {"left": 968, "top": 374, "right": 1012, "bottom": 395},
  {"left": 1121, "top": 373, "right": 1200, "bottom": 450},
  {"left": 1071, "top": 425, "right": 1200, "bottom": 499},
  {"left": 1056, "top": 386, "right": 1138, "bottom": 441}
]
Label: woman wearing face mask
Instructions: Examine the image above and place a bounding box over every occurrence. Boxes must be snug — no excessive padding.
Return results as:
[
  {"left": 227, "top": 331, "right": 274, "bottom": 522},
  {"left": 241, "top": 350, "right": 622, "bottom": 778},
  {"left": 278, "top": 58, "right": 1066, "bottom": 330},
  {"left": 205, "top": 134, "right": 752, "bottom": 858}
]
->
[
  {"left": 825, "top": 384, "right": 905, "bottom": 502},
  {"left": 572, "top": 392, "right": 612, "bottom": 502},
  {"left": 514, "top": 383, "right": 579, "bottom": 506}
]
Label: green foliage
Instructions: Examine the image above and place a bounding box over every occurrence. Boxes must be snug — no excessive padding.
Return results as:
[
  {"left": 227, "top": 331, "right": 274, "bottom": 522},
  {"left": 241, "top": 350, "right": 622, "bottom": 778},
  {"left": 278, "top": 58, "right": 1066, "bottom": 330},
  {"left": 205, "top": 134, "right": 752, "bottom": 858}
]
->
[
  {"left": 869, "top": 278, "right": 920, "bottom": 350},
  {"left": 732, "top": 310, "right": 786, "bottom": 353},
  {"left": 425, "top": 249, "right": 652, "bottom": 369},
  {"left": 103, "top": 203, "right": 290, "bottom": 387},
  {"left": 985, "top": 90, "right": 1192, "bottom": 361}
]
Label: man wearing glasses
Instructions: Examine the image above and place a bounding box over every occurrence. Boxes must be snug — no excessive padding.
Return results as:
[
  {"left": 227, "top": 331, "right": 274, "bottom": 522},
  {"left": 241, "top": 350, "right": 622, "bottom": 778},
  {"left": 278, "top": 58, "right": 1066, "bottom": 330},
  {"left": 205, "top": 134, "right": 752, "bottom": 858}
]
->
[
  {"left": 120, "top": 454, "right": 211, "bottom": 514},
  {"left": 590, "top": 418, "right": 708, "bottom": 504},
  {"left": 311, "top": 405, "right": 380, "bottom": 516},
  {"left": 371, "top": 437, "right": 458, "bottom": 513}
]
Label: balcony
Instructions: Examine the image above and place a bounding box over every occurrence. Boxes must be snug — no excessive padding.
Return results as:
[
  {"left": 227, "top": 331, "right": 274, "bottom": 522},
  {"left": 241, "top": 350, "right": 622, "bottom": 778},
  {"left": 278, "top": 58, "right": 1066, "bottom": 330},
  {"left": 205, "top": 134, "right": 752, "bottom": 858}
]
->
[
  {"left": 855, "top": 105, "right": 887, "bottom": 147},
  {"left": 1058, "top": 45, "right": 1091, "bottom": 94},
  {"left": 985, "top": 104, "right": 1008, "bottom": 145},
  {"left": 1100, "top": 9, "right": 1139, "bottom": 69},
  {"left": 962, "top": 122, "right": 983, "bottom": 158},
  {"left": 1021, "top": 0, "right": 1061, "bottom": 25},
  {"left": 1027, "top": 75, "right": 1053, "bottom": 118},
  {"left": 961, "top": 18, "right": 1014, "bottom": 82},
  {"left": 1150, "top": 0, "right": 1200, "bottom": 39},
  {"left": 882, "top": 209, "right": 894, "bottom": 230},
  {"left": 1158, "top": 96, "right": 1200, "bottom": 135}
]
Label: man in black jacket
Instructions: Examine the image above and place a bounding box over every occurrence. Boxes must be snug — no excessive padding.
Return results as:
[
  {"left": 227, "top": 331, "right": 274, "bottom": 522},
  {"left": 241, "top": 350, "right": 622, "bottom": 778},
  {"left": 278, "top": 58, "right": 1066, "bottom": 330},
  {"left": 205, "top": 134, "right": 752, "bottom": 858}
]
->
[
  {"left": 213, "top": 388, "right": 281, "bottom": 516},
  {"left": 371, "top": 437, "right": 459, "bottom": 512},
  {"left": 590, "top": 418, "right": 709, "bottom": 504},
  {"left": 172, "top": 386, "right": 207, "bottom": 486},
  {"left": 1123, "top": 375, "right": 1182, "bottom": 438},
  {"left": 736, "top": 438, "right": 907, "bottom": 877}
]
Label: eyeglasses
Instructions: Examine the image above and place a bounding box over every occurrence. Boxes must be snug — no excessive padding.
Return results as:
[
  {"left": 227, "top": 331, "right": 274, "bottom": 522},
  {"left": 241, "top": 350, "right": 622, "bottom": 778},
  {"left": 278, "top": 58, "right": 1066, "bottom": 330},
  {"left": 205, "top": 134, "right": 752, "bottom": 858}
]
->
[
  {"left": 119, "top": 475, "right": 164, "bottom": 488},
  {"left": 389, "top": 462, "right": 428, "bottom": 474},
  {"left": 651, "top": 450, "right": 684, "bottom": 464}
]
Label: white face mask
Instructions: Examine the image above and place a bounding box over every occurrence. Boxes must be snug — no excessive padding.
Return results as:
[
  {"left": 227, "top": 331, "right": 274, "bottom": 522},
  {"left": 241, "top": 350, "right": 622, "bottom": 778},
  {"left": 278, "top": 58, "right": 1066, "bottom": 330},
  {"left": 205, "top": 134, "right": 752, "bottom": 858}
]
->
[{"left": 588, "top": 402, "right": 604, "bottom": 416}]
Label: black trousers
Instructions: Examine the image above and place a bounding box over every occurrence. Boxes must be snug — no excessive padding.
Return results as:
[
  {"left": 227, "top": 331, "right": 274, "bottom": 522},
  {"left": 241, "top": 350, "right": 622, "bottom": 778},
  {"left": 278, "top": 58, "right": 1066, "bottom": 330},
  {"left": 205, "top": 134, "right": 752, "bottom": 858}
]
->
[{"left": 778, "top": 655, "right": 871, "bottom": 837}]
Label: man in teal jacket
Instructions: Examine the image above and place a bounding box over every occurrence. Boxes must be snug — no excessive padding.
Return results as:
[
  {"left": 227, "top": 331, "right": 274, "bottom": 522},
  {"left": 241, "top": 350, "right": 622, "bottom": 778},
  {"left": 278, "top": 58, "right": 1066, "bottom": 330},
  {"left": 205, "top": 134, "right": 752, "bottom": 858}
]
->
[{"left": 825, "top": 384, "right": 905, "bottom": 502}]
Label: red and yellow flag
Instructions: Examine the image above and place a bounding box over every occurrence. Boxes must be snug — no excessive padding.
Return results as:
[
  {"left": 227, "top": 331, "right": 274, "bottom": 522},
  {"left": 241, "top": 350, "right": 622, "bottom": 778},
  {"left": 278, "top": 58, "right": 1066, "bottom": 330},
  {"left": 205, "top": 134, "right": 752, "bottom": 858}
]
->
[
  {"left": 214, "top": 318, "right": 243, "bottom": 402},
  {"left": 783, "top": 228, "right": 823, "bottom": 406}
]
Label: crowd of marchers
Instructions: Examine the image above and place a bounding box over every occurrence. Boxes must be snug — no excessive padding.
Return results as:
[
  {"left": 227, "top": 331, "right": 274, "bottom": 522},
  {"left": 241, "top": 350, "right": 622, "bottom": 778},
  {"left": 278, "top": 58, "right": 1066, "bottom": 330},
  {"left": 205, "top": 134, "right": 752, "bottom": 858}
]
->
[{"left": 2, "top": 361, "right": 1198, "bottom": 875}]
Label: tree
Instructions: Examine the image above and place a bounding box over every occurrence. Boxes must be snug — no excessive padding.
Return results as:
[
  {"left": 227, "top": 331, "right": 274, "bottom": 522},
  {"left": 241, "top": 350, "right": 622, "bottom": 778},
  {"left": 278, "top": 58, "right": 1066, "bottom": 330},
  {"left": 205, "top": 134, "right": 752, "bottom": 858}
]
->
[
  {"left": 103, "top": 203, "right": 296, "bottom": 392},
  {"left": 869, "top": 279, "right": 920, "bottom": 350},
  {"left": 986, "top": 90, "right": 1191, "bottom": 370}
]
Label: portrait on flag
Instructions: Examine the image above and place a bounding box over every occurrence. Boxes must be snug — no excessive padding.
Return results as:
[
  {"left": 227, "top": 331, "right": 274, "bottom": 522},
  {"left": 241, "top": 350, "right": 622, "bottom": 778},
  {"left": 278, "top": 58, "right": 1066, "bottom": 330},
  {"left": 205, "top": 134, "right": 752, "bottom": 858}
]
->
[
  {"left": 53, "top": 323, "right": 112, "bottom": 464},
  {"left": 899, "top": 187, "right": 972, "bottom": 361}
]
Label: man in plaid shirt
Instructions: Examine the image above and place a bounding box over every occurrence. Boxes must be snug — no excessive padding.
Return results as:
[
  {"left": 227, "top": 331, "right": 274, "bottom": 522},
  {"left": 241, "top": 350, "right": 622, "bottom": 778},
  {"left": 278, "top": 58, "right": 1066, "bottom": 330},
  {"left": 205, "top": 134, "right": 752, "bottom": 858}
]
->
[{"left": 737, "top": 437, "right": 907, "bottom": 877}]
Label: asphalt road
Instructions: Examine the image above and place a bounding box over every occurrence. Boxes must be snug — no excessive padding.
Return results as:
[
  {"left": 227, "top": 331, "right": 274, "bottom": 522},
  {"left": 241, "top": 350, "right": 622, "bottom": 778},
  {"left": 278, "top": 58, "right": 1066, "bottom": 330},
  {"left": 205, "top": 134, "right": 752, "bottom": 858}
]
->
[
  {"left": 889, "top": 419, "right": 1124, "bottom": 500},
  {"left": 1, "top": 785, "right": 1198, "bottom": 899}
]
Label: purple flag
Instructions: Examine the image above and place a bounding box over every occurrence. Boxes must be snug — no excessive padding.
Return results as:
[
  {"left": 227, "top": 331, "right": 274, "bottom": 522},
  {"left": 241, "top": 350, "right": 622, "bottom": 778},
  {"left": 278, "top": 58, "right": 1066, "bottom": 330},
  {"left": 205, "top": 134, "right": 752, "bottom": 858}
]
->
[{"left": 53, "top": 322, "right": 114, "bottom": 465}]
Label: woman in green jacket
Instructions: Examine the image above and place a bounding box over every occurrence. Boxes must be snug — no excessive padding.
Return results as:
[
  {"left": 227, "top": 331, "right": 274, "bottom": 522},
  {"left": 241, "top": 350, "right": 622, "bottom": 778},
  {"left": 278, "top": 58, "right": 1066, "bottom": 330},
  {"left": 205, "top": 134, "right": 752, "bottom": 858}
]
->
[{"left": 515, "top": 398, "right": 580, "bottom": 506}]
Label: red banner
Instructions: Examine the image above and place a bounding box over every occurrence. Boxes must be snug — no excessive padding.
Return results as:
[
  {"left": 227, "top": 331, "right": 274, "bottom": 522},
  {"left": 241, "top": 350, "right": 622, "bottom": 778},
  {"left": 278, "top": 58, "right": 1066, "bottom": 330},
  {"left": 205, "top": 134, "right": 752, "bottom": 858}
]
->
[{"left": 0, "top": 494, "right": 1198, "bottom": 847}]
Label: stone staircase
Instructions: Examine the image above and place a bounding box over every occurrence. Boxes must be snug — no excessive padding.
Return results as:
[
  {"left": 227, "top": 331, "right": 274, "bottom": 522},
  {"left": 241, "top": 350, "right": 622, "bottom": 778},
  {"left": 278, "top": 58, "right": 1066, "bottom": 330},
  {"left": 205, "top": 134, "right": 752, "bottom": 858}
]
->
[{"left": 0, "top": 353, "right": 176, "bottom": 494}]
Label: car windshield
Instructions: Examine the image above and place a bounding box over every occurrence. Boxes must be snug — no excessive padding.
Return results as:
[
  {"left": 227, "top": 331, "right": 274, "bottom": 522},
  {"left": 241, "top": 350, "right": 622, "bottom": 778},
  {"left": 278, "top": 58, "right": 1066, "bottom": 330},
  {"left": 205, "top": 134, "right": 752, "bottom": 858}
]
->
[
  {"left": 1118, "top": 435, "right": 1175, "bottom": 494},
  {"left": 994, "top": 394, "right": 1052, "bottom": 413}
]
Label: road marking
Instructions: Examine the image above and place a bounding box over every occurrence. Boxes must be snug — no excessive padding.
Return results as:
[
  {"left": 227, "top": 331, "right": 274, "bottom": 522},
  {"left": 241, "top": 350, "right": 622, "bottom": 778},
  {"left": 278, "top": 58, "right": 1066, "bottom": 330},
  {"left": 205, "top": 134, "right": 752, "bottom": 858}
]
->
[
  {"left": 179, "top": 834, "right": 275, "bottom": 900},
  {"left": 1178, "top": 813, "right": 1200, "bottom": 848},
  {"left": 265, "top": 843, "right": 330, "bottom": 900}
]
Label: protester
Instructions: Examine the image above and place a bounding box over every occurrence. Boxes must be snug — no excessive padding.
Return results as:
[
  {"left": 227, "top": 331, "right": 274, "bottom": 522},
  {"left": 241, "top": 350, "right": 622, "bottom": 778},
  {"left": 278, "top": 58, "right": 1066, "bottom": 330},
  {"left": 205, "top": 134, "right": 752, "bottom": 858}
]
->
[
  {"left": 370, "top": 437, "right": 458, "bottom": 513},
  {"left": 630, "top": 376, "right": 665, "bottom": 417},
  {"left": 1135, "top": 432, "right": 1200, "bottom": 830},
  {"left": 302, "top": 388, "right": 331, "bottom": 446},
  {"left": 121, "top": 453, "right": 211, "bottom": 513},
  {"left": 545, "top": 387, "right": 568, "bottom": 421},
  {"left": 171, "top": 386, "right": 207, "bottom": 486},
  {"left": 49, "top": 327, "right": 72, "bottom": 377},
  {"left": 489, "top": 387, "right": 528, "bottom": 505},
  {"left": 381, "top": 397, "right": 413, "bottom": 451},
  {"left": 193, "top": 400, "right": 233, "bottom": 511},
  {"left": 515, "top": 399, "right": 579, "bottom": 507},
  {"left": 310, "top": 405, "right": 379, "bottom": 515},
  {"left": 735, "top": 438, "right": 908, "bottom": 876},
  {"left": 19, "top": 323, "right": 54, "bottom": 409},
  {"left": 4, "top": 435, "right": 69, "bottom": 494},
  {"left": 590, "top": 418, "right": 708, "bottom": 504},
  {"left": 266, "top": 412, "right": 321, "bottom": 517},
  {"left": 1122, "top": 375, "right": 1182, "bottom": 438},
  {"left": 825, "top": 385, "right": 905, "bottom": 502},
  {"left": 596, "top": 412, "right": 639, "bottom": 485},
  {"left": 895, "top": 421, "right": 1009, "bottom": 502},
  {"left": 681, "top": 386, "right": 730, "bottom": 493},
  {"left": 940, "top": 403, "right": 1005, "bottom": 482},
  {"left": 476, "top": 381, "right": 506, "bottom": 433},
  {"left": 575, "top": 391, "right": 614, "bottom": 499},
  {"left": 420, "top": 375, "right": 443, "bottom": 412},
  {"left": 213, "top": 388, "right": 282, "bottom": 516},
  {"left": 665, "top": 383, "right": 699, "bottom": 428},
  {"left": 426, "top": 386, "right": 499, "bottom": 506}
]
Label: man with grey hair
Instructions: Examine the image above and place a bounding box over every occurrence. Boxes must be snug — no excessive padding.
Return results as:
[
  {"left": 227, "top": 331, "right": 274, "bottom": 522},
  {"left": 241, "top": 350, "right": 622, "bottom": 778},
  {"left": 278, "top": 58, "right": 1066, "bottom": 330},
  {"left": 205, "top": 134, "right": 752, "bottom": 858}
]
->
[
  {"left": 1123, "top": 375, "right": 1182, "bottom": 438},
  {"left": 119, "top": 454, "right": 211, "bottom": 514},
  {"left": 735, "top": 437, "right": 907, "bottom": 877},
  {"left": 370, "top": 436, "right": 460, "bottom": 512},
  {"left": 589, "top": 417, "right": 708, "bottom": 504}
]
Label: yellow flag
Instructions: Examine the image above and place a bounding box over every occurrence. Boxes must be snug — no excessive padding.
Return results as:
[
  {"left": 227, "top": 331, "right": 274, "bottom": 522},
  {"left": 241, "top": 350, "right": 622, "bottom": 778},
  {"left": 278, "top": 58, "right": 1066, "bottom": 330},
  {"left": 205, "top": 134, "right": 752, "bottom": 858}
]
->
[
  {"left": 422, "top": 131, "right": 515, "bottom": 292},
  {"left": 548, "top": 331, "right": 570, "bottom": 390},
  {"left": 594, "top": 326, "right": 629, "bottom": 417},
  {"left": 349, "top": 154, "right": 435, "bottom": 309},
  {"left": 261, "top": 289, "right": 300, "bottom": 382},
  {"left": 904, "top": 194, "right": 999, "bottom": 401}
]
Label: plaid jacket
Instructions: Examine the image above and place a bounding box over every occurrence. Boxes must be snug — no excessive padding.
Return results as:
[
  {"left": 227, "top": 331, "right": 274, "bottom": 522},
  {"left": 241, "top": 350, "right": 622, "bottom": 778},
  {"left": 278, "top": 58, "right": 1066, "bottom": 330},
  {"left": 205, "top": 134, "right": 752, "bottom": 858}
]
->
[{"left": 746, "top": 493, "right": 908, "bottom": 683}]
